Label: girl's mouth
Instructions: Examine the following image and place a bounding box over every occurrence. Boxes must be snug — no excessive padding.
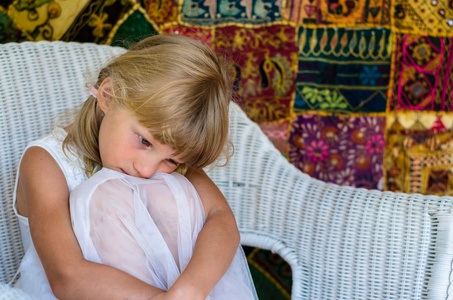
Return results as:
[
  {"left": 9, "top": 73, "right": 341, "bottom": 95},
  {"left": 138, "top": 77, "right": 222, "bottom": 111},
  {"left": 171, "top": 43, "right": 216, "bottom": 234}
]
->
[{"left": 120, "top": 169, "right": 129, "bottom": 175}]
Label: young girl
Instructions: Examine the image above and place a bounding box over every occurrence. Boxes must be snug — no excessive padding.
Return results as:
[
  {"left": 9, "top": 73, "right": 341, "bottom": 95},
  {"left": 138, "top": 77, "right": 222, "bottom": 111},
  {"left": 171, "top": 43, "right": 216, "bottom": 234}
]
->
[{"left": 14, "top": 34, "right": 254, "bottom": 299}]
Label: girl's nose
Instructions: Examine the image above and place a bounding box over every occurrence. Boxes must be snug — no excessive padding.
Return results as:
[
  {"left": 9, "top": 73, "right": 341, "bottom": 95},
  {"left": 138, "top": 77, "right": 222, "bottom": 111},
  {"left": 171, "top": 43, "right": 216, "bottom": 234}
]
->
[{"left": 134, "top": 160, "right": 159, "bottom": 178}]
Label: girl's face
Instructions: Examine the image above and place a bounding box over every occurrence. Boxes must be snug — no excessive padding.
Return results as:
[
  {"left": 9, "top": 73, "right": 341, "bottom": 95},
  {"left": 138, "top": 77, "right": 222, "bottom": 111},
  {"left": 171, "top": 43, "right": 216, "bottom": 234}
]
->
[{"left": 98, "top": 106, "right": 183, "bottom": 178}]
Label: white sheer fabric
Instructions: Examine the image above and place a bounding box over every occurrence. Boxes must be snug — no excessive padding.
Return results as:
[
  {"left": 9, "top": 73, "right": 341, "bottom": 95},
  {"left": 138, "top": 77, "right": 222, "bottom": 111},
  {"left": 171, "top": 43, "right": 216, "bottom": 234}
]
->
[{"left": 70, "top": 168, "right": 258, "bottom": 299}]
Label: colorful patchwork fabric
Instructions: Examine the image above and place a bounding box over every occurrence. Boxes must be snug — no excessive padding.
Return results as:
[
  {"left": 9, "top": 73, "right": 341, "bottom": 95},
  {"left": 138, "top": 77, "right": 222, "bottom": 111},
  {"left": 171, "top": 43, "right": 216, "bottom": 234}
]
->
[
  {"left": 282, "top": 0, "right": 391, "bottom": 25},
  {"left": 385, "top": 128, "right": 453, "bottom": 195},
  {"left": 393, "top": 0, "right": 453, "bottom": 35},
  {"left": 163, "top": 26, "right": 214, "bottom": 46},
  {"left": 142, "top": 0, "right": 179, "bottom": 25},
  {"left": 179, "top": 0, "right": 283, "bottom": 26},
  {"left": 110, "top": 8, "right": 158, "bottom": 48},
  {"left": 296, "top": 27, "right": 391, "bottom": 113},
  {"left": 6, "top": 0, "right": 135, "bottom": 43},
  {"left": 385, "top": 112, "right": 453, "bottom": 195},
  {"left": 213, "top": 25, "right": 298, "bottom": 124},
  {"left": 290, "top": 113, "right": 385, "bottom": 189},
  {"left": 246, "top": 247, "right": 292, "bottom": 300},
  {"left": 389, "top": 33, "right": 453, "bottom": 111},
  {"left": 260, "top": 121, "right": 290, "bottom": 157},
  {"left": 0, "top": 8, "right": 24, "bottom": 42},
  {"left": 3, "top": 0, "right": 453, "bottom": 298}
]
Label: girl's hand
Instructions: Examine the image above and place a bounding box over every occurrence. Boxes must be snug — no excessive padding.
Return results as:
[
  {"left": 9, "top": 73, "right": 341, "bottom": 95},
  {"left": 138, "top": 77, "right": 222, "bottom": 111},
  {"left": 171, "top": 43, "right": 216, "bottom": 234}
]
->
[
  {"left": 176, "top": 167, "right": 239, "bottom": 297},
  {"left": 149, "top": 287, "right": 205, "bottom": 300}
]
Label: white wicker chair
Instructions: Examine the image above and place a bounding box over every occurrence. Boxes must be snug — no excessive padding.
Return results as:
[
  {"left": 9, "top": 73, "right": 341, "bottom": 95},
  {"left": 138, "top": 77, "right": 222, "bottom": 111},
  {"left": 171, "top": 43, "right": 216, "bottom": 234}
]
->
[{"left": 1, "top": 41, "right": 453, "bottom": 300}]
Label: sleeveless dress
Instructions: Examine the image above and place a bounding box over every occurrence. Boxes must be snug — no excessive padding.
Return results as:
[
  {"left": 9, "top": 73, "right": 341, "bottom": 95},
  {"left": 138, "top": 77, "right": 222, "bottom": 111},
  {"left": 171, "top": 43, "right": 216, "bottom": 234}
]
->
[
  {"left": 13, "top": 127, "right": 87, "bottom": 299},
  {"left": 13, "top": 128, "right": 258, "bottom": 300}
]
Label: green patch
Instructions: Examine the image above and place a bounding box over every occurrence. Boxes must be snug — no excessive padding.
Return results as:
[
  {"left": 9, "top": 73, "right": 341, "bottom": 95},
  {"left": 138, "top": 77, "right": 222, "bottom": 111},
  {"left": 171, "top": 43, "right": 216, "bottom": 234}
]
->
[
  {"left": 110, "top": 9, "right": 158, "bottom": 48},
  {"left": 245, "top": 247, "right": 292, "bottom": 299},
  {"left": 0, "top": 10, "right": 27, "bottom": 43}
]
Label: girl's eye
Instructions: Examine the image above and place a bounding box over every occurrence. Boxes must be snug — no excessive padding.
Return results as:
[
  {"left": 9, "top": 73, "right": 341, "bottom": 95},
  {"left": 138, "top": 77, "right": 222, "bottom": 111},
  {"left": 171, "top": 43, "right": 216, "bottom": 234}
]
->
[
  {"left": 139, "top": 136, "right": 151, "bottom": 147},
  {"left": 167, "top": 159, "right": 180, "bottom": 166}
]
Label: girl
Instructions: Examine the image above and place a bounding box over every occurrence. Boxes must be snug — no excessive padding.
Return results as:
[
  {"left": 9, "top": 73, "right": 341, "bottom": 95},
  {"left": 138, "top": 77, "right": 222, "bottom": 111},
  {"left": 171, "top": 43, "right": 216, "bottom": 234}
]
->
[{"left": 14, "top": 34, "right": 252, "bottom": 299}]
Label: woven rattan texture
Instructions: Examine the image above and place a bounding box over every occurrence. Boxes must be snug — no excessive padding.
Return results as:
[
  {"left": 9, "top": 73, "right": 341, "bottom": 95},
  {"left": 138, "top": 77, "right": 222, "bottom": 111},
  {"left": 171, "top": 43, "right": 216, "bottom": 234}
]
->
[
  {"left": 0, "top": 41, "right": 125, "bottom": 284},
  {"left": 1, "top": 42, "right": 453, "bottom": 299},
  {"left": 212, "top": 105, "right": 453, "bottom": 299}
]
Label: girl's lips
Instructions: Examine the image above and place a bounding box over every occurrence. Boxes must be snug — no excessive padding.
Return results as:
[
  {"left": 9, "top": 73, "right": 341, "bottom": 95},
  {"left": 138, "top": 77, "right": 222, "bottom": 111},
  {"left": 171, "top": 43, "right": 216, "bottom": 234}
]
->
[{"left": 120, "top": 169, "right": 129, "bottom": 175}]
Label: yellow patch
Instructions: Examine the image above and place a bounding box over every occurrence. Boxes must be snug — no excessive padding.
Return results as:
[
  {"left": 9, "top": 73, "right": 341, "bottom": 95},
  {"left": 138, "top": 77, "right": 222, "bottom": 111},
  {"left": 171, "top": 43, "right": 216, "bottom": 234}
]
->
[{"left": 8, "top": 0, "right": 89, "bottom": 41}]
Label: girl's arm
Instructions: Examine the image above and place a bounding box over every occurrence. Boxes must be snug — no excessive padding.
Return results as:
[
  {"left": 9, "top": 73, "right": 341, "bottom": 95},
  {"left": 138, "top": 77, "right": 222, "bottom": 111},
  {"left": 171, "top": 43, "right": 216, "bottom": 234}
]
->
[
  {"left": 17, "top": 146, "right": 165, "bottom": 300},
  {"left": 164, "top": 167, "right": 240, "bottom": 300}
]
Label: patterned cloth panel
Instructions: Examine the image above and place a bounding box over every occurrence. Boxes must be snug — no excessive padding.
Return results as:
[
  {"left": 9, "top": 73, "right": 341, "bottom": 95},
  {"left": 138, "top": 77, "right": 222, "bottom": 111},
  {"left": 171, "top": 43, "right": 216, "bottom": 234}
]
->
[{"left": 2, "top": 0, "right": 453, "bottom": 298}]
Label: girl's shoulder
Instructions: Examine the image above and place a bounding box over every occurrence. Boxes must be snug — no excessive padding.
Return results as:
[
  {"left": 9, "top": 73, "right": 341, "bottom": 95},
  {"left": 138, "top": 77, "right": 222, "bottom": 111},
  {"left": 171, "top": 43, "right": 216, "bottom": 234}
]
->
[
  {"left": 25, "top": 127, "right": 67, "bottom": 154},
  {"left": 22, "top": 127, "right": 87, "bottom": 192}
]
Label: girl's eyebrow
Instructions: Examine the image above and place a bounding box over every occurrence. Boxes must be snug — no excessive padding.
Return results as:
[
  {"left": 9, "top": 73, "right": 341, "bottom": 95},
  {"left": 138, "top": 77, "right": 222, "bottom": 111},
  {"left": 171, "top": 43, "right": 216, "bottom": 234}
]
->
[
  {"left": 141, "top": 126, "right": 184, "bottom": 164},
  {"left": 136, "top": 126, "right": 155, "bottom": 143}
]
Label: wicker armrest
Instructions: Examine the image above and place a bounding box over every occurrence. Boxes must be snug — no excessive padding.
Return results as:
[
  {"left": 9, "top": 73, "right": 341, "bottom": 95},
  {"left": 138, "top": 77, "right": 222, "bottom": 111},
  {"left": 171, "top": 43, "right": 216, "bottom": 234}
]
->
[{"left": 208, "top": 104, "right": 453, "bottom": 299}]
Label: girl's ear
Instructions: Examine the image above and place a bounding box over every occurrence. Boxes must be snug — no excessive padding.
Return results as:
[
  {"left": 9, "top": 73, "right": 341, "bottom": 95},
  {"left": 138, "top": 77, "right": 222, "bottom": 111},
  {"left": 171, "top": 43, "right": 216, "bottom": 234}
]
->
[{"left": 97, "top": 77, "right": 114, "bottom": 113}]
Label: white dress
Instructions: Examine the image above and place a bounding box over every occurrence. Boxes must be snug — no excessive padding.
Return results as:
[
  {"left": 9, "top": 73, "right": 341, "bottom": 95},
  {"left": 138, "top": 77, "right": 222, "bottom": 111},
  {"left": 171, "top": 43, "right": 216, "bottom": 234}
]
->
[
  {"left": 13, "top": 128, "right": 88, "bottom": 299},
  {"left": 70, "top": 168, "right": 258, "bottom": 299}
]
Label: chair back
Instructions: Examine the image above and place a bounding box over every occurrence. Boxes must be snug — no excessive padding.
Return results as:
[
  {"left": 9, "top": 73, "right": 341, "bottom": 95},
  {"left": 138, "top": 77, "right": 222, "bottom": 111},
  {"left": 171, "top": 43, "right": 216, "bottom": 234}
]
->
[{"left": 0, "top": 41, "right": 125, "bottom": 284}]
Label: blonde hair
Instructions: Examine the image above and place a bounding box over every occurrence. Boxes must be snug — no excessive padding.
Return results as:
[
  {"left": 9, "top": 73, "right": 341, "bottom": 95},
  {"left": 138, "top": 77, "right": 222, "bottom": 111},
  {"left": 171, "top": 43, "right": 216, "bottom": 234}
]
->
[{"left": 63, "top": 34, "right": 233, "bottom": 177}]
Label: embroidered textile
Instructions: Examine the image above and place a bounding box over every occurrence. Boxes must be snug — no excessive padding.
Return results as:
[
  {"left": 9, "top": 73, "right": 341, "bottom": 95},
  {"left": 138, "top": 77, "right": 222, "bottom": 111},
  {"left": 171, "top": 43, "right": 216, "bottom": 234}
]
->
[
  {"left": 389, "top": 33, "right": 453, "bottom": 111},
  {"left": 179, "top": 0, "right": 283, "bottom": 26},
  {"left": 3, "top": 0, "right": 453, "bottom": 297},
  {"left": 296, "top": 27, "right": 391, "bottom": 113},
  {"left": 214, "top": 25, "right": 298, "bottom": 123},
  {"left": 290, "top": 114, "right": 385, "bottom": 189},
  {"left": 393, "top": 0, "right": 453, "bottom": 35},
  {"left": 282, "top": 0, "right": 391, "bottom": 25}
]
